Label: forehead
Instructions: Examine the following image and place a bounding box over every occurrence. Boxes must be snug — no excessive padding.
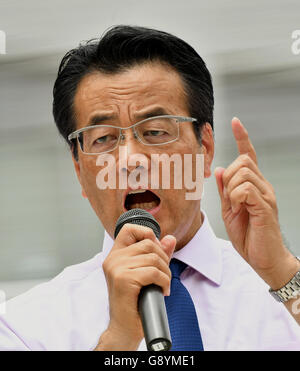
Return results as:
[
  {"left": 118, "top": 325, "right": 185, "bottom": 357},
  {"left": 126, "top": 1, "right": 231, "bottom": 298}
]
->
[{"left": 73, "top": 62, "right": 189, "bottom": 128}]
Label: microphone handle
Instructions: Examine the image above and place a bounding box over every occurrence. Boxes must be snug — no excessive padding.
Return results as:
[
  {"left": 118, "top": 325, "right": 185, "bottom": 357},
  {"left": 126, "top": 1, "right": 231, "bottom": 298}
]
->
[{"left": 139, "top": 284, "right": 172, "bottom": 351}]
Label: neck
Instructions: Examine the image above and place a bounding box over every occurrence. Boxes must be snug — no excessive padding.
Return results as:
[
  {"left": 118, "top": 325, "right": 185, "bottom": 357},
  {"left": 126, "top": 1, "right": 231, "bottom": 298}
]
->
[{"left": 174, "top": 207, "right": 204, "bottom": 252}]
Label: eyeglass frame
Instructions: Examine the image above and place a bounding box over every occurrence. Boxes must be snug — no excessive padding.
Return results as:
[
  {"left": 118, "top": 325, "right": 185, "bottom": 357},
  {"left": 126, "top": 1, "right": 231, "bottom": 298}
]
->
[{"left": 68, "top": 114, "right": 198, "bottom": 155}]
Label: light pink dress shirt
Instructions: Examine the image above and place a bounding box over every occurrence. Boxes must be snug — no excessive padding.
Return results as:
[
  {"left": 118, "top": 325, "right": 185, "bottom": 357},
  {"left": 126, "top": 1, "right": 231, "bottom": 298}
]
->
[{"left": 0, "top": 211, "right": 299, "bottom": 350}]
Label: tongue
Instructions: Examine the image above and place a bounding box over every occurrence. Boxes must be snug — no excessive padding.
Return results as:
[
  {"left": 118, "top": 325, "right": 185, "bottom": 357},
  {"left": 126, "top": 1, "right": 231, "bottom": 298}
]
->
[{"left": 128, "top": 200, "right": 159, "bottom": 211}]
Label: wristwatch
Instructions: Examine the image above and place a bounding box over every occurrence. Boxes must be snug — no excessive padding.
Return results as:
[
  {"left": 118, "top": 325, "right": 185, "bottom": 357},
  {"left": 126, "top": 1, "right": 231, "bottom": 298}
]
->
[{"left": 269, "top": 257, "right": 300, "bottom": 303}]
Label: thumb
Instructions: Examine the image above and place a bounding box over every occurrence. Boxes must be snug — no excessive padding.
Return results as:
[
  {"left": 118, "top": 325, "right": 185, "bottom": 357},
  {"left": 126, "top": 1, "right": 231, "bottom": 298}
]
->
[
  {"left": 214, "top": 167, "right": 230, "bottom": 212},
  {"left": 214, "top": 167, "right": 225, "bottom": 197},
  {"left": 160, "top": 235, "right": 176, "bottom": 260}
]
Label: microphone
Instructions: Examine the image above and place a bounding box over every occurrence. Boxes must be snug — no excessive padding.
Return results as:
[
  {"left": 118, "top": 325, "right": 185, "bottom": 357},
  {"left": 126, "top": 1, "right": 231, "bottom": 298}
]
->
[{"left": 114, "top": 208, "right": 172, "bottom": 351}]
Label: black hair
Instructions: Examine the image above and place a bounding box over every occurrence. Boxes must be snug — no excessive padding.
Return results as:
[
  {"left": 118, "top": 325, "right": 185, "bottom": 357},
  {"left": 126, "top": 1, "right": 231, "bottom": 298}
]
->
[{"left": 52, "top": 25, "right": 214, "bottom": 160}]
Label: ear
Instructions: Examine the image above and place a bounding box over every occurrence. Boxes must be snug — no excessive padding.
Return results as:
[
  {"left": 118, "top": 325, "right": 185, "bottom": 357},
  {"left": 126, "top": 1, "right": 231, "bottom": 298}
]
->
[
  {"left": 71, "top": 154, "right": 88, "bottom": 199},
  {"left": 200, "top": 123, "right": 214, "bottom": 178}
]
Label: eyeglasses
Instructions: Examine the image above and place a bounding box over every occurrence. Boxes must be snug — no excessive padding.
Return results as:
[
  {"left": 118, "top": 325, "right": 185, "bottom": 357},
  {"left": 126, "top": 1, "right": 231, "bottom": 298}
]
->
[{"left": 68, "top": 115, "right": 197, "bottom": 155}]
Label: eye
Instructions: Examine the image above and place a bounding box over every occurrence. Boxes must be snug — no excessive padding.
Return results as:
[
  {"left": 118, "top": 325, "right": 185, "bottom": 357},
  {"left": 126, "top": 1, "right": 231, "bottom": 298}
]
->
[
  {"left": 144, "top": 130, "right": 167, "bottom": 137},
  {"left": 95, "top": 134, "right": 117, "bottom": 143}
]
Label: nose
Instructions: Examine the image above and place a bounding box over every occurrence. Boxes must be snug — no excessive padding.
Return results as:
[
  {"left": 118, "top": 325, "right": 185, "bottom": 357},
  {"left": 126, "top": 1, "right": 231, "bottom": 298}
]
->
[{"left": 118, "top": 130, "right": 149, "bottom": 174}]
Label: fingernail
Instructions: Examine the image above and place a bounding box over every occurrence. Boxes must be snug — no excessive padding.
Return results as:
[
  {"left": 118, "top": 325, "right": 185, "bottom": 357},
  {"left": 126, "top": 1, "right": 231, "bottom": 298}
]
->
[
  {"left": 214, "top": 167, "right": 221, "bottom": 175},
  {"left": 164, "top": 235, "right": 176, "bottom": 242}
]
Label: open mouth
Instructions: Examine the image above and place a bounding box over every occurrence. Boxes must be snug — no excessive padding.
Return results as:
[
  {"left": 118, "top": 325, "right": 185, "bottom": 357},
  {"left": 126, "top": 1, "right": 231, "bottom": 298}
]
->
[{"left": 124, "top": 189, "right": 161, "bottom": 212}]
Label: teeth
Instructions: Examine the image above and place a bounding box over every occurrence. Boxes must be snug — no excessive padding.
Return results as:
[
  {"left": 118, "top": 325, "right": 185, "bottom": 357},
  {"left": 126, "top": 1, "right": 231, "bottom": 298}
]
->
[
  {"left": 129, "top": 201, "right": 158, "bottom": 210},
  {"left": 128, "top": 189, "right": 147, "bottom": 195}
]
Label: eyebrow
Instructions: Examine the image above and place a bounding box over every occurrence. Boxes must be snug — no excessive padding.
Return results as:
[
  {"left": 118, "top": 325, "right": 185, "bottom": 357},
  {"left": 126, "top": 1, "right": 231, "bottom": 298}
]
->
[
  {"left": 88, "top": 107, "right": 171, "bottom": 127},
  {"left": 89, "top": 114, "right": 117, "bottom": 126},
  {"left": 135, "top": 107, "right": 170, "bottom": 120}
]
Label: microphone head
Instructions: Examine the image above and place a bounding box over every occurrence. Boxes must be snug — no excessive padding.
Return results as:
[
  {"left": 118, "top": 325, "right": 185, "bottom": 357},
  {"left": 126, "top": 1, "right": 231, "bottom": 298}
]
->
[{"left": 114, "top": 208, "right": 161, "bottom": 240}]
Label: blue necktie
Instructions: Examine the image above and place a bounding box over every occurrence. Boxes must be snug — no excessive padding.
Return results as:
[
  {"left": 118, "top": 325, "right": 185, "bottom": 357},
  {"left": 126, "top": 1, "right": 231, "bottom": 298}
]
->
[{"left": 164, "top": 258, "right": 204, "bottom": 351}]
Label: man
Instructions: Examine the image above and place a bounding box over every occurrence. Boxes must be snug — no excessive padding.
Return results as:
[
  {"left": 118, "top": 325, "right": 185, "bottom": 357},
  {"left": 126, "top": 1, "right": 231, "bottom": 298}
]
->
[{"left": 0, "top": 25, "right": 299, "bottom": 351}]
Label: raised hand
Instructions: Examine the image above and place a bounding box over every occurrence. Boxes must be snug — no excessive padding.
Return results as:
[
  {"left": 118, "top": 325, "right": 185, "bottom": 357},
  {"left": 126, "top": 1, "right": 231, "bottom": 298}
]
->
[{"left": 214, "top": 117, "right": 299, "bottom": 290}]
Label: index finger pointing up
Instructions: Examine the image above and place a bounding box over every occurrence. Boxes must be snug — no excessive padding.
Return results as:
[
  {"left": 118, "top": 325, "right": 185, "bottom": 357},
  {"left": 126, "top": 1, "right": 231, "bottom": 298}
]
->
[{"left": 232, "top": 117, "right": 257, "bottom": 165}]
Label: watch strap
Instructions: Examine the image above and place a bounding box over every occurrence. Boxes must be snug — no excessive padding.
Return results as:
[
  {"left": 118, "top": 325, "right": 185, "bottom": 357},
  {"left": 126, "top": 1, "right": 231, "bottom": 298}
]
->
[{"left": 269, "top": 257, "right": 300, "bottom": 303}]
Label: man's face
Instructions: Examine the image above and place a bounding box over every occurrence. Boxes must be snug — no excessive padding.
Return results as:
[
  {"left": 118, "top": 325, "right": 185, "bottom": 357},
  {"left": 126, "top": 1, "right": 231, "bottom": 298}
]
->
[{"left": 72, "top": 62, "right": 214, "bottom": 249}]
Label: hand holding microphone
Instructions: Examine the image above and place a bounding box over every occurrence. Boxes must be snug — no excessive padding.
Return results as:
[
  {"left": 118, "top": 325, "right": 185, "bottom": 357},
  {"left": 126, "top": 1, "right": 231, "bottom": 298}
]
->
[{"left": 97, "top": 209, "right": 176, "bottom": 351}]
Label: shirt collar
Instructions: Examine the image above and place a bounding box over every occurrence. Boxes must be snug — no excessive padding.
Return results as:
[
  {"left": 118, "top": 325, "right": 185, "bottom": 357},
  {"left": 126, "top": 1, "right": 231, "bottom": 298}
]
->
[
  {"left": 172, "top": 210, "right": 222, "bottom": 286},
  {"left": 101, "top": 210, "right": 223, "bottom": 286}
]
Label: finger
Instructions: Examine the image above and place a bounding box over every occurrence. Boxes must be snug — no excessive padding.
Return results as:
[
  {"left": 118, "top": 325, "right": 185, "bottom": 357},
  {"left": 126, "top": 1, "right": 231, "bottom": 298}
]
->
[
  {"left": 229, "top": 181, "right": 271, "bottom": 215},
  {"left": 222, "top": 153, "right": 265, "bottom": 189},
  {"left": 232, "top": 117, "right": 257, "bottom": 165},
  {"left": 214, "top": 167, "right": 231, "bottom": 213},
  {"left": 214, "top": 167, "right": 225, "bottom": 199},
  {"left": 127, "top": 253, "right": 171, "bottom": 280},
  {"left": 226, "top": 167, "right": 269, "bottom": 197},
  {"left": 160, "top": 235, "right": 176, "bottom": 258},
  {"left": 125, "top": 239, "right": 170, "bottom": 265},
  {"left": 131, "top": 266, "right": 171, "bottom": 296},
  {"left": 114, "top": 223, "right": 158, "bottom": 249}
]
